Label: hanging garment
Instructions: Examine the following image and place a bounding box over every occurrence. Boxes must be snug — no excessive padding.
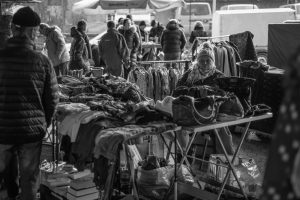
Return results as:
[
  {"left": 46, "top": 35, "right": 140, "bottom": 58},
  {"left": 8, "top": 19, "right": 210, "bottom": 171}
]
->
[{"left": 229, "top": 31, "right": 257, "bottom": 61}]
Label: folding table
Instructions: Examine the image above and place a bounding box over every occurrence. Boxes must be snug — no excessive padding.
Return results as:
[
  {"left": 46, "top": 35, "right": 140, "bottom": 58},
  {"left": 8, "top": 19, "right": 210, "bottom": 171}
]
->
[{"left": 164, "top": 113, "right": 273, "bottom": 200}]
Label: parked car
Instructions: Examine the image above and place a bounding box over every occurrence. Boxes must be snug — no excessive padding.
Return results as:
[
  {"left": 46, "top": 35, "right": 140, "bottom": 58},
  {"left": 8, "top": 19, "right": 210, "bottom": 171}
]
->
[
  {"left": 280, "top": 3, "right": 300, "bottom": 19},
  {"left": 175, "top": 2, "right": 212, "bottom": 36},
  {"left": 220, "top": 4, "right": 259, "bottom": 10}
]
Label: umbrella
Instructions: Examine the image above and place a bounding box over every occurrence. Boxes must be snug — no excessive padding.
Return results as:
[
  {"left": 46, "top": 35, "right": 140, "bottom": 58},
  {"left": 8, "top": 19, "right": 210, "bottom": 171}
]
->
[{"left": 72, "top": 0, "right": 185, "bottom": 13}]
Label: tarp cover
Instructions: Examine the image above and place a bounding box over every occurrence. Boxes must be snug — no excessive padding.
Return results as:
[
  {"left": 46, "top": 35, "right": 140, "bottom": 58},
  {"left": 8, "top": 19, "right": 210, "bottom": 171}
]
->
[
  {"left": 268, "top": 23, "right": 300, "bottom": 69},
  {"left": 72, "top": 0, "right": 184, "bottom": 12}
]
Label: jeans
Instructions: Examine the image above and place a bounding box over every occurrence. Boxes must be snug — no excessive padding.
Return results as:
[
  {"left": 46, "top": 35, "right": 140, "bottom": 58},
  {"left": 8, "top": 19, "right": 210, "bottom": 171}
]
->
[
  {"left": 0, "top": 141, "right": 42, "bottom": 200},
  {"left": 54, "top": 61, "right": 69, "bottom": 76}
]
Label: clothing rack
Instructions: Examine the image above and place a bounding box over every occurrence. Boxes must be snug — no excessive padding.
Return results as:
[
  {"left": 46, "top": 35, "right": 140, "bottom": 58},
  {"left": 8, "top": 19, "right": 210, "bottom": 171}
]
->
[
  {"left": 137, "top": 60, "right": 191, "bottom": 71},
  {"left": 196, "top": 35, "right": 230, "bottom": 41}
]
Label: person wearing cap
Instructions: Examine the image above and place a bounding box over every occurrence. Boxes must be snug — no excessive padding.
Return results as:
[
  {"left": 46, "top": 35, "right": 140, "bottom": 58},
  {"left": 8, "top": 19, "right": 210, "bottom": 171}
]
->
[
  {"left": 160, "top": 19, "right": 186, "bottom": 61},
  {"left": 39, "top": 23, "right": 70, "bottom": 76},
  {"left": 77, "top": 19, "right": 92, "bottom": 61},
  {"left": 98, "top": 20, "right": 129, "bottom": 77},
  {"left": 0, "top": 6, "right": 58, "bottom": 200},
  {"left": 139, "top": 21, "right": 147, "bottom": 42},
  {"left": 176, "top": 42, "right": 234, "bottom": 155},
  {"left": 189, "top": 21, "right": 208, "bottom": 61}
]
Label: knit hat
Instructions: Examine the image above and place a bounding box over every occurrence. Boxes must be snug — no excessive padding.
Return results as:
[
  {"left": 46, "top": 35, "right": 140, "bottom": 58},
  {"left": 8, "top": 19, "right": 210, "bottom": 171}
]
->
[
  {"left": 139, "top": 20, "right": 146, "bottom": 27},
  {"left": 198, "top": 42, "right": 215, "bottom": 63},
  {"left": 12, "top": 6, "right": 40, "bottom": 27}
]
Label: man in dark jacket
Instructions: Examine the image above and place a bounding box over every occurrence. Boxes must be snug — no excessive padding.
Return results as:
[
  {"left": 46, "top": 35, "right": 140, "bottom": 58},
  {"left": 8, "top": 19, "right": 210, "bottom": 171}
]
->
[
  {"left": 77, "top": 20, "right": 92, "bottom": 61},
  {"left": 0, "top": 7, "right": 59, "bottom": 200},
  {"left": 161, "top": 19, "right": 186, "bottom": 61},
  {"left": 69, "top": 26, "right": 89, "bottom": 73},
  {"left": 149, "top": 20, "right": 164, "bottom": 42},
  {"left": 118, "top": 18, "right": 140, "bottom": 79},
  {"left": 99, "top": 20, "right": 129, "bottom": 77}
]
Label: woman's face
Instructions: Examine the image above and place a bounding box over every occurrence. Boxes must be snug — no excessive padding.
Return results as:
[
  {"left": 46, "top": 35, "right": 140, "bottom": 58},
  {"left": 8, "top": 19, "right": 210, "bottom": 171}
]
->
[
  {"left": 197, "top": 55, "right": 212, "bottom": 71},
  {"left": 124, "top": 20, "right": 130, "bottom": 30},
  {"left": 140, "top": 25, "right": 146, "bottom": 31}
]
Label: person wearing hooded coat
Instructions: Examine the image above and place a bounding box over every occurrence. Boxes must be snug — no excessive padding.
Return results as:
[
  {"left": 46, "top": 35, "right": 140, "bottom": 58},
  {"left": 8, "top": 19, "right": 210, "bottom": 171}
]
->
[
  {"left": 98, "top": 20, "right": 129, "bottom": 77},
  {"left": 189, "top": 21, "right": 208, "bottom": 61},
  {"left": 39, "top": 23, "right": 70, "bottom": 76},
  {"left": 160, "top": 19, "right": 186, "bottom": 61},
  {"left": 69, "top": 26, "right": 89, "bottom": 73},
  {"left": 118, "top": 18, "right": 140, "bottom": 78}
]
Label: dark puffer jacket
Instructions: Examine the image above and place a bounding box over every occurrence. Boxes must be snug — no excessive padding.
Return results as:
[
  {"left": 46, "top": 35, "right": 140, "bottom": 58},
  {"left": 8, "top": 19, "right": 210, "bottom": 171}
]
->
[
  {"left": 0, "top": 36, "right": 59, "bottom": 144},
  {"left": 118, "top": 25, "right": 140, "bottom": 53},
  {"left": 161, "top": 23, "right": 186, "bottom": 55}
]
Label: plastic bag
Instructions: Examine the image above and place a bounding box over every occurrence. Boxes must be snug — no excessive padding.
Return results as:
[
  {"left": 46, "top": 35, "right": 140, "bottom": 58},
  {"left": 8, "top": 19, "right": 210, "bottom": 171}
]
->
[{"left": 137, "top": 166, "right": 172, "bottom": 200}]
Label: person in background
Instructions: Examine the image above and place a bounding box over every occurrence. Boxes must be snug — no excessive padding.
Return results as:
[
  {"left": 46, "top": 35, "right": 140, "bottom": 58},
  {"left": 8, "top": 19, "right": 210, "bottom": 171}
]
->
[
  {"left": 176, "top": 42, "right": 234, "bottom": 154},
  {"left": 139, "top": 20, "right": 147, "bottom": 42},
  {"left": 149, "top": 19, "right": 164, "bottom": 42},
  {"left": 118, "top": 18, "right": 140, "bottom": 79},
  {"left": 189, "top": 21, "right": 208, "bottom": 60},
  {"left": 98, "top": 20, "right": 129, "bottom": 77},
  {"left": 77, "top": 20, "right": 92, "bottom": 61},
  {"left": 117, "top": 17, "right": 124, "bottom": 29},
  {"left": 0, "top": 6, "right": 58, "bottom": 200},
  {"left": 189, "top": 21, "right": 207, "bottom": 44},
  {"left": 39, "top": 23, "right": 70, "bottom": 76},
  {"left": 69, "top": 26, "right": 89, "bottom": 73},
  {"left": 160, "top": 19, "right": 186, "bottom": 61}
]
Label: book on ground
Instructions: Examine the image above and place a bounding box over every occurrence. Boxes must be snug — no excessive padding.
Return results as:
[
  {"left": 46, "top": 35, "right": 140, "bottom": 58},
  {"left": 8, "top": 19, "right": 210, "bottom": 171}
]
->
[
  {"left": 67, "top": 186, "right": 98, "bottom": 197},
  {"left": 66, "top": 191, "right": 98, "bottom": 200},
  {"left": 70, "top": 174, "right": 95, "bottom": 190},
  {"left": 68, "top": 169, "right": 91, "bottom": 180}
]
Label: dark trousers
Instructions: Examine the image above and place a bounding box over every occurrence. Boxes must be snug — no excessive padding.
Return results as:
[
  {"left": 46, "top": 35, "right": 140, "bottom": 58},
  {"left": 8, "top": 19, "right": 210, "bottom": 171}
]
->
[
  {"left": 164, "top": 52, "right": 181, "bottom": 69},
  {"left": 0, "top": 152, "right": 19, "bottom": 199},
  {"left": 54, "top": 61, "right": 69, "bottom": 76},
  {"left": 0, "top": 141, "right": 42, "bottom": 200}
]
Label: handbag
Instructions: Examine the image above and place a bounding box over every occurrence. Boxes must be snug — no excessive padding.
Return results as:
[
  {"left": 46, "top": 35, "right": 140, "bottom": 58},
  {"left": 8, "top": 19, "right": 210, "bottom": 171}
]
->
[
  {"left": 172, "top": 95, "right": 224, "bottom": 126},
  {"left": 216, "top": 77, "right": 255, "bottom": 115},
  {"left": 172, "top": 85, "right": 226, "bottom": 99},
  {"left": 217, "top": 94, "right": 244, "bottom": 122}
]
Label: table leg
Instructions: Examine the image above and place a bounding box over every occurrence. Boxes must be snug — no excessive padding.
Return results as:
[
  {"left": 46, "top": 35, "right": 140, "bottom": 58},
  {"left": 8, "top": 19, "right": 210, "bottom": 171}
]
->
[{"left": 213, "top": 127, "right": 249, "bottom": 200}]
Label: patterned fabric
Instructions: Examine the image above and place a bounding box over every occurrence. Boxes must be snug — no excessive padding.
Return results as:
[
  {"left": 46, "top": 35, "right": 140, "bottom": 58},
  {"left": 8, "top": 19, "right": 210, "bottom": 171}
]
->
[{"left": 261, "top": 47, "right": 300, "bottom": 200}]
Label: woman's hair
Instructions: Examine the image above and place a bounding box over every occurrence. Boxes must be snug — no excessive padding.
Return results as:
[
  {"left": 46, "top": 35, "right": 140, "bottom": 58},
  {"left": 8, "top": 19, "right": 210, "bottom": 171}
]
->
[
  {"left": 123, "top": 18, "right": 131, "bottom": 26},
  {"left": 150, "top": 20, "right": 157, "bottom": 27},
  {"left": 118, "top": 17, "right": 123, "bottom": 23},
  {"left": 139, "top": 21, "right": 146, "bottom": 27}
]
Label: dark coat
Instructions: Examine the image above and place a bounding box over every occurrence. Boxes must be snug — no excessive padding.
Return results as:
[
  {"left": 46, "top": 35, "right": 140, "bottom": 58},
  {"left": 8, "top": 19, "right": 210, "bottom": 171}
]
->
[
  {"left": 0, "top": 36, "right": 59, "bottom": 144},
  {"left": 69, "top": 30, "right": 89, "bottom": 71},
  {"left": 98, "top": 28, "right": 129, "bottom": 77},
  {"left": 80, "top": 31, "right": 93, "bottom": 60},
  {"left": 161, "top": 23, "right": 186, "bottom": 55},
  {"left": 149, "top": 24, "right": 164, "bottom": 41},
  {"left": 176, "top": 68, "right": 225, "bottom": 88},
  {"left": 118, "top": 26, "right": 140, "bottom": 53},
  {"left": 189, "top": 30, "right": 207, "bottom": 44}
]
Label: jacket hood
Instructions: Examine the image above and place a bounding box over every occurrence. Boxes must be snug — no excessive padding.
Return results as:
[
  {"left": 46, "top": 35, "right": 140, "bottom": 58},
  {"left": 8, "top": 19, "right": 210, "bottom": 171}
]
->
[{"left": 167, "top": 22, "right": 179, "bottom": 30}]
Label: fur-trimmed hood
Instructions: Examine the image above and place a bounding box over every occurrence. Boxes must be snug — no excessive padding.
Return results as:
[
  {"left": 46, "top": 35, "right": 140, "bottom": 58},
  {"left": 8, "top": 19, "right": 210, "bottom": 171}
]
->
[{"left": 117, "top": 25, "right": 137, "bottom": 33}]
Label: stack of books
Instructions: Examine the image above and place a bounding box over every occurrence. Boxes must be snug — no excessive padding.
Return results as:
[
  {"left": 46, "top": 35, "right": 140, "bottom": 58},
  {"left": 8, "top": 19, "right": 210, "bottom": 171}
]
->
[{"left": 66, "top": 174, "right": 98, "bottom": 200}]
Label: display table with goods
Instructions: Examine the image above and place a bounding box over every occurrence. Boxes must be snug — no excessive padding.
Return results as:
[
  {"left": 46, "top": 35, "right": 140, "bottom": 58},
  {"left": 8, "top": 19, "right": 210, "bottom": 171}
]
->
[{"left": 41, "top": 72, "right": 272, "bottom": 200}]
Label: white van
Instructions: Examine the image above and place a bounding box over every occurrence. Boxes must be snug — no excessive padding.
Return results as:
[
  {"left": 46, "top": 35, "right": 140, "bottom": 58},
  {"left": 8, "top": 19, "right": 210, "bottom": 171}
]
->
[
  {"left": 280, "top": 3, "right": 300, "bottom": 19},
  {"left": 220, "top": 4, "right": 259, "bottom": 10},
  {"left": 175, "top": 2, "right": 212, "bottom": 36}
]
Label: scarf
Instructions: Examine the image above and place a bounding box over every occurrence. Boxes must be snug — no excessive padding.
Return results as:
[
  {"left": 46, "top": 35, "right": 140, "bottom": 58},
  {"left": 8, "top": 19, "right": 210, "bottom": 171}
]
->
[{"left": 186, "top": 60, "right": 216, "bottom": 85}]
